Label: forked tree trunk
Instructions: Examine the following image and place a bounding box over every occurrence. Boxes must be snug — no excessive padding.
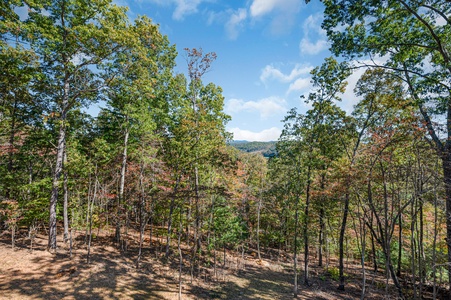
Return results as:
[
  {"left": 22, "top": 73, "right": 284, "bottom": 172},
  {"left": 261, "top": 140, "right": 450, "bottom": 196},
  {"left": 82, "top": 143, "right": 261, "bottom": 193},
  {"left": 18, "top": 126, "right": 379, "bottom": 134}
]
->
[
  {"left": 49, "top": 91, "right": 67, "bottom": 251},
  {"left": 87, "top": 166, "right": 98, "bottom": 264}
]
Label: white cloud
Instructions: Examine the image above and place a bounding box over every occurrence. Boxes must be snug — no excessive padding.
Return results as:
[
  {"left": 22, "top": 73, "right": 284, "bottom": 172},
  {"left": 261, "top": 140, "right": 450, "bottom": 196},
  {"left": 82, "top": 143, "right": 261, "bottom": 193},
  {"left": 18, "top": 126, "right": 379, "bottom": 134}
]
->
[
  {"left": 260, "top": 64, "right": 312, "bottom": 83},
  {"left": 287, "top": 77, "right": 312, "bottom": 94},
  {"left": 226, "top": 97, "right": 287, "bottom": 119},
  {"left": 147, "top": 0, "right": 205, "bottom": 20},
  {"left": 172, "top": 0, "right": 203, "bottom": 20},
  {"left": 225, "top": 8, "right": 247, "bottom": 40},
  {"left": 299, "top": 13, "right": 329, "bottom": 55},
  {"left": 249, "top": 0, "right": 278, "bottom": 18},
  {"left": 229, "top": 127, "right": 281, "bottom": 141},
  {"left": 299, "top": 38, "right": 329, "bottom": 55},
  {"left": 250, "top": 0, "right": 301, "bottom": 18},
  {"left": 303, "top": 13, "right": 323, "bottom": 33},
  {"left": 249, "top": 0, "right": 302, "bottom": 35}
]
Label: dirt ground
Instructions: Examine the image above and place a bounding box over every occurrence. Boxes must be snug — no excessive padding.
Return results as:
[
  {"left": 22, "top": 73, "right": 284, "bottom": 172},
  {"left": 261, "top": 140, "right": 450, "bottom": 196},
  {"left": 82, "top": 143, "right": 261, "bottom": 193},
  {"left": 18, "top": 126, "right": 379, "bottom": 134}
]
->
[{"left": 0, "top": 229, "right": 418, "bottom": 299}]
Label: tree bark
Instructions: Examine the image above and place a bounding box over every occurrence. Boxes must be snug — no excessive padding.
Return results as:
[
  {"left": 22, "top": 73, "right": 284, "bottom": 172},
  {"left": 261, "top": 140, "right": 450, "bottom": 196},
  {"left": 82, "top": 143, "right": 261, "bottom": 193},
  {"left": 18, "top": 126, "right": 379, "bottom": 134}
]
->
[
  {"left": 293, "top": 196, "right": 300, "bottom": 298},
  {"left": 63, "top": 150, "right": 69, "bottom": 243},
  {"left": 303, "top": 165, "right": 312, "bottom": 286},
  {"left": 166, "top": 176, "right": 180, "bottom": 258},
  {"left": 115, "top": 126, "right": 129, "bottom": 245},
  {"left": 48, "top": 83, "right": 68, "bottom": 251},
  {"left": 338, "top": 190, "right": 350, "bottom": 291},
  {"left": 441, "top": 152, "right": 451, "bottom": 299}
]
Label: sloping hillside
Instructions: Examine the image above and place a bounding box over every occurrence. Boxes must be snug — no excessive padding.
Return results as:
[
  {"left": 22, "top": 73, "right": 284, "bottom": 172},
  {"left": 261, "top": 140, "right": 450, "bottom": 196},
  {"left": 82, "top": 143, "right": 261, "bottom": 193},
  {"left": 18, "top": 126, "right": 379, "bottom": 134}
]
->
[{"left": 228, "top": 141, "right": 277, "bottom": 158}]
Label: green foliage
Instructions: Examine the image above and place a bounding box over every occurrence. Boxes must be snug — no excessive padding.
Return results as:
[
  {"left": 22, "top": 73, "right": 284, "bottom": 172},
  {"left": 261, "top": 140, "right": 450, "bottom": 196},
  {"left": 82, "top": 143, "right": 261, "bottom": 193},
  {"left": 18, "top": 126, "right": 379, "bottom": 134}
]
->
[
  {"left": 327, "top": 267, "right": 341, "bottom": 281},
  {"left": 228, "top": 141, "right": 276, "bottom": 158},
  {"left": 211, "top": 196, "right": 247, "bottom": 249}
]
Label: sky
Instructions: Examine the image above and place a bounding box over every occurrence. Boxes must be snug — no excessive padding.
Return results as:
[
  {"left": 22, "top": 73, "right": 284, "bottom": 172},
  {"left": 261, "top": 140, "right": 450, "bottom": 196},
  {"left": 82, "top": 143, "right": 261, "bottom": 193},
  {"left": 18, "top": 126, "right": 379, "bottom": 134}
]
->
[{"left": 115, "top": 1, "right": 363, "bottom": 141}]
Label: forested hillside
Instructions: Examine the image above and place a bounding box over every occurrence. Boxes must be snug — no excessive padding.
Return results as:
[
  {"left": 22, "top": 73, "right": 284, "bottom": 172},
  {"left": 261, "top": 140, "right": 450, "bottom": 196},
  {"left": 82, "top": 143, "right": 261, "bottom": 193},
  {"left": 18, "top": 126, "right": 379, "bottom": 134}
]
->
[
  {"left": 1, "top": 1, "right": 451, "bottom": 299},
  {"left": 228, "top": 141, "right": 277, "bottom": 157}
]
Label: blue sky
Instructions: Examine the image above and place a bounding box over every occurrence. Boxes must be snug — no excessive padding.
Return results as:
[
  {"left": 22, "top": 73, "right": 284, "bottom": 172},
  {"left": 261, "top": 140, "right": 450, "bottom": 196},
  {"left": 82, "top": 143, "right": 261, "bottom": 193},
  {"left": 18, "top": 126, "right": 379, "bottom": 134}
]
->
[
  {"left": 14, "top": 0, "right": 366, "bottom": 141},
  {"left": 113, "top": 0, "right": 351, "bottom": 141},
  {"left": 15, "top": 1, "right": 437, "bottom": 142}
]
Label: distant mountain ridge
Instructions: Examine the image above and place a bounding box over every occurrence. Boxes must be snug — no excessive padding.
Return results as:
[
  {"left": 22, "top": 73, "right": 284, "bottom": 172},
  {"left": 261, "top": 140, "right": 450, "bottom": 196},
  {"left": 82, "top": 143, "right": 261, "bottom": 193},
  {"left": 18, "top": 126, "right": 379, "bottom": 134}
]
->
[{"left": 228, "top": 141, "right": 277, "bottom": 158}]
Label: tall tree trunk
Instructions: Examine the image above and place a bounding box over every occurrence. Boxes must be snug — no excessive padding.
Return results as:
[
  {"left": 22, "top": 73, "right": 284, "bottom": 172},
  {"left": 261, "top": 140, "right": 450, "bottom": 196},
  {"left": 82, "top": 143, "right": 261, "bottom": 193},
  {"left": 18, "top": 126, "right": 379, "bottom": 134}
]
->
[
  {"left": 293, "top": 196, "right": 300, "bottom": 298},
  {"left": 433, "top": 165, "right": 439, "bottom": 300},
  {"left": 338, "top": 190, "right": 350, "bottom": 291},
  {"left": 405, "top": 67, "right": 451, "bottom": 297},
  {"left": 318, "top": 173, "right": 326, "bottom": 268},
  {"left": 419, "top": 196, "right": 424, "bottom": 299},
  {"left": 48, "top": 79, "right": 68, "bottom": 250},
  {"left": 166, "top": 176, "right": 180, "bottom": 257},
  {"left": 318, "top": 207, "right": 325, "bottom": 267},
  {"left": 304, "top": 165, "right": 312, "bottom": 286},
  {"left": 178, "top": 205, "right": 183, "bottom": 300},
  {"left": 63, "top": 150, "right": 69, "bottom": 243},
  {"left": 87, "top": 166, "right": 98, "bottom": 264},
  {"left": 191, "top": 164, "right": 201, "bottom": 278},
  {"left": 370, "top": 212, "right": 378, "bottom": 273},
  {"left": 137, "top": 161, "right": 147, "bottom": 268},
  {"left": 396, "top": 211, "right": 402, "bottom": 277},
  {"left": 116, "top": 126, "right": 129, "bottom": 245},
  {"left": 257, "top": 196, "right": 262, "bottom": 261},
  {"left": 359, "top": 214, "right": 366, "bottom": 300},
  {"left": 48, "top": 1, "right": 72, "bottom": 251},
  {"left": 6, "top": 99, "right": 17, "bottom": 199},
  {"left": 411, "top": 195, "right": 418, "bottom": 300}
]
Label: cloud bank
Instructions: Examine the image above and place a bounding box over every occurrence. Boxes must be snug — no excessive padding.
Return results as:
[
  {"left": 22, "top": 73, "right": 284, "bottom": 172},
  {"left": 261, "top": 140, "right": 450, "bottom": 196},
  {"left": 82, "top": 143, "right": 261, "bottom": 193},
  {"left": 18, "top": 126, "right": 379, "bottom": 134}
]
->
[
  {"left": 229, "top": 127, "right": 281, "bottom": 141},
  {"left": 226, "top": 97, "right": 287, "bottom": 119}
]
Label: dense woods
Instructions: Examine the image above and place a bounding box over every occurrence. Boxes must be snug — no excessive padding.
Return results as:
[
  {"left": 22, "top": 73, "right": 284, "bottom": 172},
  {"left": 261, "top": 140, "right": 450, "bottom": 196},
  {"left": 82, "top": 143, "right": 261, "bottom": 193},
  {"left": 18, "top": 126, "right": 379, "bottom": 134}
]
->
[{"left": 1, "top": 0, "right": 451, "bottom": 299}]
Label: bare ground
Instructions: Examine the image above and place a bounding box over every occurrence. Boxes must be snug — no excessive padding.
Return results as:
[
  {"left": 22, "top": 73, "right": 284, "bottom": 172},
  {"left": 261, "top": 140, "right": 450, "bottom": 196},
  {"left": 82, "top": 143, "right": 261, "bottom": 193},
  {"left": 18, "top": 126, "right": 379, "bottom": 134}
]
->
[{"left": 0, "top": 228, "right": 435, "bottom": 299}]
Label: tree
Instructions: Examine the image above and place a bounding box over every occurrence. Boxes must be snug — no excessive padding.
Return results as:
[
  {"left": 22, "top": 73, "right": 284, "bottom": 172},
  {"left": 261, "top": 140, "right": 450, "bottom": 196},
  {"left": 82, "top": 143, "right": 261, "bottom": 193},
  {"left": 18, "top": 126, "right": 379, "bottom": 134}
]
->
[
  {"left": 277, "top": 57, "right": 349, "bottom": 295},
  {"left": 23, "top": 0, "right": 133, "bottom": 250},
  {"left": 314, "top": 0, "right": 451, "bottom": 292},
  {"left": 98, "top": 15, "right": 176, "bottom": 247}
]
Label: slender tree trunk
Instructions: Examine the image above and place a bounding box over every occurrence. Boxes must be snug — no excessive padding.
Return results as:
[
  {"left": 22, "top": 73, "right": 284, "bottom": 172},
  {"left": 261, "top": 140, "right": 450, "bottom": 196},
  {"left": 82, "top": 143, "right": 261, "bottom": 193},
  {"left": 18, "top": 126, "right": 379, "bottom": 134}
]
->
[
  {"left": 49, "top": 4, "right": 71, "bottom": 251},
  {"left": 48, "top": 82, "right": 68, "bottom": 251},
  {"left": 87, "top": 167, "right": 98, "bottom": 264},
  {"left": 318, "top": 208, "right": 325, "bottom": 267},
  {"left": 63, "top": 150, "right": 69, "bottom": 243},
  {"left": 166, "top": 176, "right": 180, "bottom": 257},
  {"left": 419, "top": 196, "right": 425, "bottom": 299},
  {"left": 293, "top": 197, "right": 300, "bottom": 298},
  {"left": 304, "top": 165, "right": 312, "bottom": 286},
  {"left": 338, "top": 190, "right": 350, "bottom": 290},
  {"left": 370, "top": 213, "right": 378, "bottom": 273},
  {"left": 433, "top": 159, "right": 440, "bottom": 300},
  {"left": 360, "top": 216, "right": 366, "bottom": 300},
  {"left": 6, "top": 99, "right": 17, "bottom": 199},
  {"left": 441, "top": 152, "right": 451, "bottom": 300},
  {"left": 116, "top": 126, "right": 129, "bottom": 246},
  {"left": 178, "top": 206, "right": 183, "bottom": 300},
  {"left": 137, "top": 162, "right": 147, "bottom": 268},
  {"left": 411, "top": 195, "right": 418, "bottom": 300},
  {"left": 257, "top": 197, "right": 262, "bottom": 261},
  {"left": 386, "top": 246, "right": 405, "bottom": 300},
  {"left": 397, "top": 212, "right": 402, "bottom": 277}
]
